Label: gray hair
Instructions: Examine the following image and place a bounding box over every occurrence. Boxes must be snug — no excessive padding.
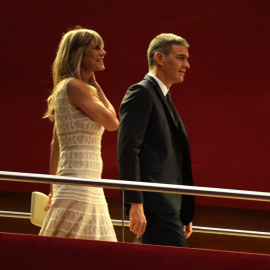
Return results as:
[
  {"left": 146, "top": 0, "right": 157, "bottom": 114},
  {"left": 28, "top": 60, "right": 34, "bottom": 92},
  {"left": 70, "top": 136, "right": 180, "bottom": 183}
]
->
[{"left": 147, "top": 33, "right": 189, "bottom": 69}]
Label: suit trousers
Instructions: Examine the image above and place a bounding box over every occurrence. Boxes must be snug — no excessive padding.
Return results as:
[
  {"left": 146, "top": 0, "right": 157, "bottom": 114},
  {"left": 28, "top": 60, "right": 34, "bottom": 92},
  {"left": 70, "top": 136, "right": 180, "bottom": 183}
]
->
[{"left": 142, "top": 212, "right": 188, "bottom": 247}]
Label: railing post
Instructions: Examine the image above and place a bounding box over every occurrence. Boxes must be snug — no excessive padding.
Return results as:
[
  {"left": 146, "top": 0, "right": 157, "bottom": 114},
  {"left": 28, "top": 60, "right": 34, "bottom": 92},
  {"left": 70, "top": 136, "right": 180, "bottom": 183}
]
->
[{"left": 121, "top": 188, "right": 125, "bottom": 242}]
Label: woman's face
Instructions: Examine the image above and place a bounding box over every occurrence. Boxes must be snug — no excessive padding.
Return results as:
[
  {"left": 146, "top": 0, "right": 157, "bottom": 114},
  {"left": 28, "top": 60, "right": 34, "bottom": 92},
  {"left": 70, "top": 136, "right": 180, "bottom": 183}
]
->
[{"left": 81, "top": 43, "right": 106, "bottom": 72}]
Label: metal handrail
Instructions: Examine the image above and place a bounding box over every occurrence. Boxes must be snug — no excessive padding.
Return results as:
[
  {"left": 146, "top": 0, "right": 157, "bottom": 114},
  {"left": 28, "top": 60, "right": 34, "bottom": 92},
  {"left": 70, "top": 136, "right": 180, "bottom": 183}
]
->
[
  {"left": 0, "top": 210, "right": 31, "bottom": 219},
  {"left": 1, "top": 170, "right": 270, "bottom": 241},
  {"left": 111, "top": 220, "right": 270, "bottom": 239},
  {"left": 1, "top": 171, "right": 270, "bottom": 201},
  {"left": 1, "top": 210, "right": 270, "bottom": 239}
]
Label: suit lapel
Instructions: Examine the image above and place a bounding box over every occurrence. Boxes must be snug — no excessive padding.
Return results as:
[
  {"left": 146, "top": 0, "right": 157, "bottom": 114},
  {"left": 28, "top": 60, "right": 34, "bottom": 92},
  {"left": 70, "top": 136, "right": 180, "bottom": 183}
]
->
[
  {"left": 143, "top": 75, "right": 191, "bottom": 164},
  {"left": 172, "top": 105, "right": 189, "bottom": 140},
  {"left": 144, "top": 75, "right": 189, "bottom": 142},
  {"left": 144, "top": 75, "right": 178, "bottom": 126}
]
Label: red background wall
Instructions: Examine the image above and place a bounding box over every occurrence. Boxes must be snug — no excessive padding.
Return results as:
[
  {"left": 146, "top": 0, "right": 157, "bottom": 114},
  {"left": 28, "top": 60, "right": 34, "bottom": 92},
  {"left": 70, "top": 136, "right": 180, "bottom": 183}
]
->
[{"left": 1, "top": 0, "right": 270, "bottom": 210}]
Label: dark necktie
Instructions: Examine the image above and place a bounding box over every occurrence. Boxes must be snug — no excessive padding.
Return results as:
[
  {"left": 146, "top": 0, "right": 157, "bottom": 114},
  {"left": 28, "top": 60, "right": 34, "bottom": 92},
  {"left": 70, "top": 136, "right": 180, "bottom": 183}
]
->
[
  {"left": 166, "top": 90, "right": 173, "bottom": 112},
  {"left": 166, "top": 90, "right": 179, "bottom": 126}
]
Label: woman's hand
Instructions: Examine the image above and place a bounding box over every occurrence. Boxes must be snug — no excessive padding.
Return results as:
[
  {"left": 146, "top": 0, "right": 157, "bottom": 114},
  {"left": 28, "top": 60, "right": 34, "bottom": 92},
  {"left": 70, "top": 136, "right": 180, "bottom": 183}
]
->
[
  {"left": 89, "top": 72, "right": 100, "bottom": 90},
  {"left": 45, "top": 193, "right": 53, "bottom": 211}
]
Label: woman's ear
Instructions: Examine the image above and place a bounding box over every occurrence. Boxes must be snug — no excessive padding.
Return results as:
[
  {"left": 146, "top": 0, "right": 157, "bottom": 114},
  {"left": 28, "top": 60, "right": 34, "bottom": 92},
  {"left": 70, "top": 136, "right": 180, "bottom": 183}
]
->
[{"left": 154, "top": 52, "right": 164, "bottom": 66}]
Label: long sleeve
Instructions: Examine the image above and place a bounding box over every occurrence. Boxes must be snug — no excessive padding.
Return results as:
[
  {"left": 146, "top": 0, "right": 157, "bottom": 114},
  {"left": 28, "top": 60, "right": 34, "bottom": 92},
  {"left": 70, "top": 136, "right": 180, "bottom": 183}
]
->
[{"left": 117, "top": 84, "right": 152, "bottom": 203}]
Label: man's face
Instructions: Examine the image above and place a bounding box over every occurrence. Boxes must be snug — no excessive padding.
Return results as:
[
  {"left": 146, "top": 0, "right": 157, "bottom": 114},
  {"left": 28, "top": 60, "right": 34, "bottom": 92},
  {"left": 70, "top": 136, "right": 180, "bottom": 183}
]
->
[{"left": 161, "top": 44, "right": 190, "bottom": 86}]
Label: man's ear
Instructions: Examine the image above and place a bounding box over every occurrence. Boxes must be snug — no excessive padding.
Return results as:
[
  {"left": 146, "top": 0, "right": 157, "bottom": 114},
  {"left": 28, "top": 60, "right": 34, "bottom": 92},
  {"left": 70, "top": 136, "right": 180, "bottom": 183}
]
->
[{"left": 154, "top": 52, "right": 164, "bottom": 66}]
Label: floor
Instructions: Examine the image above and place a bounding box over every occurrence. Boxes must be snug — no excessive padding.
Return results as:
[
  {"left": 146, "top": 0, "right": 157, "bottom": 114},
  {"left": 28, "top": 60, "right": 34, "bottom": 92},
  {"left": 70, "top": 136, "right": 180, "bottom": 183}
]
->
[{"left": 1, "top": 191, "right": 270, "bottom": 254}]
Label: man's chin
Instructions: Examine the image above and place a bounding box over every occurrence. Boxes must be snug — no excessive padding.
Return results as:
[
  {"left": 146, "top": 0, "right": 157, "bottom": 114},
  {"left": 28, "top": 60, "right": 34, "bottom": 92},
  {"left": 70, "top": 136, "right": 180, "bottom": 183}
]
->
[{"left": 176, "top": 77, "right": 184, "bottom": 84}]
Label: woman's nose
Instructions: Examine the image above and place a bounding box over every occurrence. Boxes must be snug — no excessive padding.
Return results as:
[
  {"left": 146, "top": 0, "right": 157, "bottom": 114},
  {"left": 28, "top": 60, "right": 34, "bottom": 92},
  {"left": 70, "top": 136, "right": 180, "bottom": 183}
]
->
[{"left": 100, "top": 49, "right": 106, "bottom": 55}]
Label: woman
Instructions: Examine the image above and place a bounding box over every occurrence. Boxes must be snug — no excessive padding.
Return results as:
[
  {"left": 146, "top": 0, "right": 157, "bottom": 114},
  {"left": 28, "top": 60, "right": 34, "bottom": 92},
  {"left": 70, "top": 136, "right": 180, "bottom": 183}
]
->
[{"left": 39, "top": 27, "right": 118, "bottom": 241}]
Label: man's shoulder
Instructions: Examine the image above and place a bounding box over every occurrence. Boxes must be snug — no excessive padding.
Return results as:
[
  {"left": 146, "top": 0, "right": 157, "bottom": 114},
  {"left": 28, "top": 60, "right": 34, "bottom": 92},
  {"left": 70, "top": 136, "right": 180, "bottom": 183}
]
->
[
  {"left": 119, "top": 79, "right": 153, "bottom": 108},
  {"left": 123, "top": 83, "right": 151, "bottom": 103},
  {"left": 127, "top": 76, "right": 155, "bottom": 94},
  {"left": 138, "top": 75, "right": 156, "bottom": 88},
  {"left": 120, "top": 76, "right": 161, "bottom": 107}
]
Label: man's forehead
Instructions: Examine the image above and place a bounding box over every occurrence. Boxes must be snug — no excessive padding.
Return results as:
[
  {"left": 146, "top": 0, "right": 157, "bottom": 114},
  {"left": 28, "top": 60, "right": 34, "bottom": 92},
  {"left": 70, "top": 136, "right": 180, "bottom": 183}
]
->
[
  {"left": 171, "top": 44, "right": 189, "bottom": 56},
  {"left": 171, "top": 44, "right": 189, "bottom": 51}
]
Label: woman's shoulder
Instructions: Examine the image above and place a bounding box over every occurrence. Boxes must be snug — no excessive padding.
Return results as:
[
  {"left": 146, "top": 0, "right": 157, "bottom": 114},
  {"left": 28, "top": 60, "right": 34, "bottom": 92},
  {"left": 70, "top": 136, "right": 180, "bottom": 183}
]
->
[
  {"left": 66, "top": 78, "right": 97, "bottom": 100},
  {"left": 66, "top": 77, "right": 84, "bottom": 89},
  {"left": 66, "top": 78, "right": 89, "bottom": 95}
]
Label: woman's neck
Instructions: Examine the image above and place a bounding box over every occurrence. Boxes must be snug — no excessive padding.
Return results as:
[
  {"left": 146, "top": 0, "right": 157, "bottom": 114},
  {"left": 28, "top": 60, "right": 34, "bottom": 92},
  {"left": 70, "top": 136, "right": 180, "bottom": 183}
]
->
[{"left": 80, "top": 69, "right": 93, "bottom": 84}]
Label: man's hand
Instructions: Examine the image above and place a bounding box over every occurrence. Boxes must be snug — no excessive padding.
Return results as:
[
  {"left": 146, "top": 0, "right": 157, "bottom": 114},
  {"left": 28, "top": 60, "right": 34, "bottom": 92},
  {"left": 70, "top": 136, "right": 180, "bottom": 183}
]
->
[
  {"left": 183, "top": 222, "right": 192, "bottom": 239},
  {"left": 129, "top": 203, "right": 147, "bottom": 239}
]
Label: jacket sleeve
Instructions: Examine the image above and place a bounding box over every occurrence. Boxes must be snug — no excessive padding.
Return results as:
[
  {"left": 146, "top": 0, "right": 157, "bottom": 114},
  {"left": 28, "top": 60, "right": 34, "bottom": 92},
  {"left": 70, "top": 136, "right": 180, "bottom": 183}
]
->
[{"left": 117, "top": 84, "right": 152, "bottom": 204}]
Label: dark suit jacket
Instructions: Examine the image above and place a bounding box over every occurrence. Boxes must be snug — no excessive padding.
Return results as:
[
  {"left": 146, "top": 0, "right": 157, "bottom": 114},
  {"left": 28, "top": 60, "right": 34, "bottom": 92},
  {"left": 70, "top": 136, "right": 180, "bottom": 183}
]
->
[{"left": 117, "top": 75, "right": 194, "bottom": 225}]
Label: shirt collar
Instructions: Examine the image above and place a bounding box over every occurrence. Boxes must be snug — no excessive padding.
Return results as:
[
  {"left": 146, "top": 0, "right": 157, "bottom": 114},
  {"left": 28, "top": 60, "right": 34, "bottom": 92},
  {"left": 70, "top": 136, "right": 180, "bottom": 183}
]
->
[{"left": 147, "top": 72, "right": 168, "bottom": 96}]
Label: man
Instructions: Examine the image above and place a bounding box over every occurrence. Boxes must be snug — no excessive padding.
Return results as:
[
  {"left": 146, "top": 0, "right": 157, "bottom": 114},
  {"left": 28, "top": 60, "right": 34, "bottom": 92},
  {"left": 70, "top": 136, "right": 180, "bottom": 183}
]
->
[{"left": 117, "top": 33, "right": 194, "bottom": 247}]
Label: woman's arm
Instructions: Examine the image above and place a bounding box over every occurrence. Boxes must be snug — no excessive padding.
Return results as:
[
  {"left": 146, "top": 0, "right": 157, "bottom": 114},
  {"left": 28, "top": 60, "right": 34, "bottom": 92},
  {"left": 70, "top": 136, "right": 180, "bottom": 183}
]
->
[
  {"left": 67, "top": 77, "right": 119, "bottom": 131},
  {"left": 45, "top": 124, "right": 59, "bottom": 210},
  {"left": 89, "top": 73, "right": 118, "bottom": 118},
  {"left": 50, "top": 124, "right": 59, "bottom": 177}
]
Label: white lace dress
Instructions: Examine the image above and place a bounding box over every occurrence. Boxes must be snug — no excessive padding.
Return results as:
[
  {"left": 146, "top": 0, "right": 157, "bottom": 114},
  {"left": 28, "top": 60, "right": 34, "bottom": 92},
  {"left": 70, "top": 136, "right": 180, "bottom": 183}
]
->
[{"left": 39, "top": 78, "right": 117, "bottom": 242}]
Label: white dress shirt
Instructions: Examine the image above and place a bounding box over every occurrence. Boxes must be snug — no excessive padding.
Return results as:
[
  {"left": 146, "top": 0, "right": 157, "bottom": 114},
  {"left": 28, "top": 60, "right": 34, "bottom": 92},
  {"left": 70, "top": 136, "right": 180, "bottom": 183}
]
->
[{"left": 147, "top": 72, "right": 168, "bottom": 97}]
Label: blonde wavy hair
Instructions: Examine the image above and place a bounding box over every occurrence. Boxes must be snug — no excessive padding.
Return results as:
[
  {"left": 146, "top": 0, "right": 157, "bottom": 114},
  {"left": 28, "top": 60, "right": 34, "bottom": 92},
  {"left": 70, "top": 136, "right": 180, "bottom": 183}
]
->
[{"left": 44, "top": 27, "right": 104, "bottom": 121}]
